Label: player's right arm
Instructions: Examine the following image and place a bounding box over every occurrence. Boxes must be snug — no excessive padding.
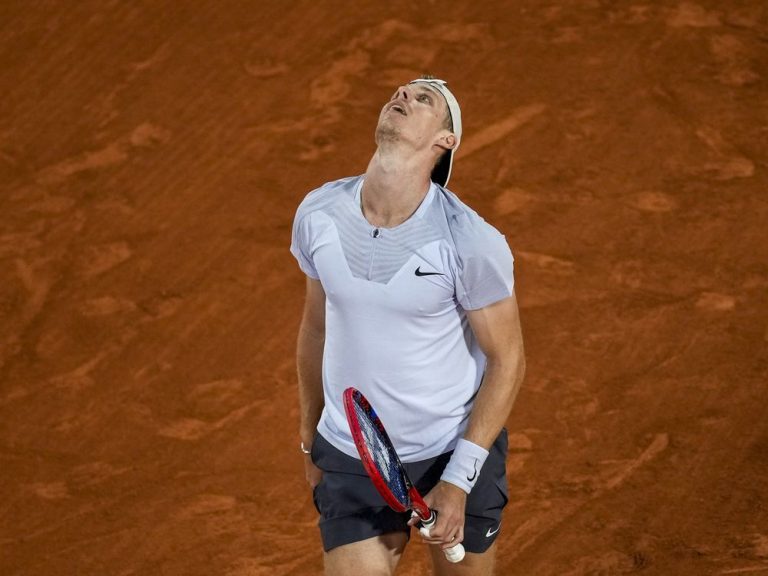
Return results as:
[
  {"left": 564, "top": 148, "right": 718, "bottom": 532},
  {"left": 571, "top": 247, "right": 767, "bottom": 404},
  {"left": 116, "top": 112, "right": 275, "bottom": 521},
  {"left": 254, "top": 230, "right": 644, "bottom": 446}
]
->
[{"left": 297, "top": 276, "right": 326, "bottom": 489}]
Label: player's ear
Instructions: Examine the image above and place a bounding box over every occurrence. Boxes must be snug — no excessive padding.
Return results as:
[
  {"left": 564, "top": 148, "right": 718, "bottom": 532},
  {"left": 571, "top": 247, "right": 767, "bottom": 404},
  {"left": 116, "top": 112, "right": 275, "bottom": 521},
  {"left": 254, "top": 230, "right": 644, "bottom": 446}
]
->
[{"left": 436, "top": 131, "right": 456, "bottom": 151}]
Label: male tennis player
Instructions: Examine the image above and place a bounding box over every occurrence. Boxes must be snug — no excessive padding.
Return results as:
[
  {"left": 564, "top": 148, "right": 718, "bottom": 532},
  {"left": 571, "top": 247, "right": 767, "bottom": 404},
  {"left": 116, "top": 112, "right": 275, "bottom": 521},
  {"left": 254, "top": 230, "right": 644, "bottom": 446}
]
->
[{"left": 291, "top": 77, "right": 525, "bottom": 576}]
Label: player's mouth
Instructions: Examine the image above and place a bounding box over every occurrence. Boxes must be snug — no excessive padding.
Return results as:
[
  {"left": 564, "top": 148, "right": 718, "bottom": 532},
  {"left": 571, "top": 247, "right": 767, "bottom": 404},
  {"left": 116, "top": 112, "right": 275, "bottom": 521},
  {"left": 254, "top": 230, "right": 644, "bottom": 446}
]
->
[{"left": 388, "top": 102, "right": 408, "bottom": 116}]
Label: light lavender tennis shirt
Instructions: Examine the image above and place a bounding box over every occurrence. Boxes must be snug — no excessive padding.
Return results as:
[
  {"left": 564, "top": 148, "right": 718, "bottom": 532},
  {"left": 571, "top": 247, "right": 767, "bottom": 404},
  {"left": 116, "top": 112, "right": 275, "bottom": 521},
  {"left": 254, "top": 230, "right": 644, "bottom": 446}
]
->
[{"left": 291, "top": 175, "right": 514, "bottom": 462}]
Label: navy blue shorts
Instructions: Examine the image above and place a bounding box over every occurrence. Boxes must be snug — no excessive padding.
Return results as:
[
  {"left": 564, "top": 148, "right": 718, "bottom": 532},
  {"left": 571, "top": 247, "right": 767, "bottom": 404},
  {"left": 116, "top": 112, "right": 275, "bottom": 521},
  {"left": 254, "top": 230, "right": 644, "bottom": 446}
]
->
[{"left": 310, "top": 429, "right": 509, "bottom": 553}]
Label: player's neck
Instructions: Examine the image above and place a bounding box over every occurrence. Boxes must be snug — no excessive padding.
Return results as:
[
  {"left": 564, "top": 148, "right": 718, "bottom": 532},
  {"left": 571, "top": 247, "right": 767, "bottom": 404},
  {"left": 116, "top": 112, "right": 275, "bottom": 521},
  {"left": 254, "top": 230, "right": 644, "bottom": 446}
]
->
[{"left": 361, "top": 148, "right": 432, "bottom": 228}]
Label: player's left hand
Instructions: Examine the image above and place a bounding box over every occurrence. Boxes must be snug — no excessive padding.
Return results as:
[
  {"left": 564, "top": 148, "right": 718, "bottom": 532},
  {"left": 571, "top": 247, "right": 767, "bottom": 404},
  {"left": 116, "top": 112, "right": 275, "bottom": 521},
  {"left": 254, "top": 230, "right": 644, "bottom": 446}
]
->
[{"left": 408, "top": 480, "right": 467, "bottom": 549}]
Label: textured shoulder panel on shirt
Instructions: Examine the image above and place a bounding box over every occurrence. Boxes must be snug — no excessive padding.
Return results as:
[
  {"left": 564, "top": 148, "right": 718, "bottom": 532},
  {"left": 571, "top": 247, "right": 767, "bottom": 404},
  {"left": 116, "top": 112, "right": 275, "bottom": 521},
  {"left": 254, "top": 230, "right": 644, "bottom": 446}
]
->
[
  {"left": 290, "top": 175, "right": 360, "bottom": 280},
  {"left": 295, "top": 175, "right": 361, "bottom": 222},
  {"left": 433, "top": 186, "right": 515, "bottom": 310},
  {"left": 432, "top": 186, "right": 507, "bottom": 259}
]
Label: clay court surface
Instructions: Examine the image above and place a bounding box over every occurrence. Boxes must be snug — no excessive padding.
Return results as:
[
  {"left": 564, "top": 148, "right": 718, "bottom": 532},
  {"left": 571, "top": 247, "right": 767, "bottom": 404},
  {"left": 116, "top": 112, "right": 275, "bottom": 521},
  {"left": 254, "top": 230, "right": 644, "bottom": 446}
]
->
[{"left": 1, "top": 1, "right": 767, "bottom": 574}]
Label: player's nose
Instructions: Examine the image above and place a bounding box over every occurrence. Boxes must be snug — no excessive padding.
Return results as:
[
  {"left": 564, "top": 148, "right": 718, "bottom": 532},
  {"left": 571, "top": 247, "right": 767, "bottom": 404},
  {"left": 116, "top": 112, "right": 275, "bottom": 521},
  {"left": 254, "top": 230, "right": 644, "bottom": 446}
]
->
[{"left": 395, "top": 85, "right": 412, "bottom": 101}]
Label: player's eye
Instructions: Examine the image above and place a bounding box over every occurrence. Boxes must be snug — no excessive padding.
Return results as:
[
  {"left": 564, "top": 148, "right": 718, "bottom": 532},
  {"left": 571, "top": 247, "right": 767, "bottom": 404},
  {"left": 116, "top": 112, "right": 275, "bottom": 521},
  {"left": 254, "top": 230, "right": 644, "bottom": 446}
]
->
[{"left": 418, "top": 94, "right": 431, "bottom": 103}]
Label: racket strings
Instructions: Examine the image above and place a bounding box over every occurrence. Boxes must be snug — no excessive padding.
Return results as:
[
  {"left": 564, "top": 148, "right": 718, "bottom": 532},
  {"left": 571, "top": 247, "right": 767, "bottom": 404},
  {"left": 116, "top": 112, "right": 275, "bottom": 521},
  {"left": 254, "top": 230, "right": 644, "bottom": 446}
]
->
[{"left": 354, "top": 399, "right": 409, "bottom": 505}]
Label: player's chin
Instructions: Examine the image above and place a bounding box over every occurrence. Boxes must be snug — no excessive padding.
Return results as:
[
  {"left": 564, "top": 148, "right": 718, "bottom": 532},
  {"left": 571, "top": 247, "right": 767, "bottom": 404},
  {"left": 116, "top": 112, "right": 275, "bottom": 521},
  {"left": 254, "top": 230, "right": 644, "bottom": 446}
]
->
[{"left": 375, "top": 122, "right": 399, "bottom": 141}]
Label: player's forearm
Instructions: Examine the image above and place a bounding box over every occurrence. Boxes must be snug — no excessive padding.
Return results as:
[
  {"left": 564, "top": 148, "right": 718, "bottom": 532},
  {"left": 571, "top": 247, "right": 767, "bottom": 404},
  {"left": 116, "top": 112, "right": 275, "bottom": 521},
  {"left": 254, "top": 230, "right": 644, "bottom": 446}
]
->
[
  {"left": 296, "top": 321, "right": 325, "bottom": 446},
  {"left": 464, "top": 352, "right": 526, "bottom": 450},
  {"left": 439, "top": 353, "right": 524, "bottom": 493}
]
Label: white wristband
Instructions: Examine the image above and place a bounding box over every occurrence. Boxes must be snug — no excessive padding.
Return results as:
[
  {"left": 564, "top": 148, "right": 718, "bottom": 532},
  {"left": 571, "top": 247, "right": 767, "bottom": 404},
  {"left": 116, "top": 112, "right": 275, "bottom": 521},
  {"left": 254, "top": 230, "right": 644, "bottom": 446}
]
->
[{"left": 440, "top": 439, "right": 489, "bottom": 494}]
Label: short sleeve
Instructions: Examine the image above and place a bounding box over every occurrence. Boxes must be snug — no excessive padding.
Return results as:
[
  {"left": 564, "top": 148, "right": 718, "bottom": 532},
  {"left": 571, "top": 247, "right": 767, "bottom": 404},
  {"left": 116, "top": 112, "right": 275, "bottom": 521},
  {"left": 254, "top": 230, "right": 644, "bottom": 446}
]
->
[
  {"left": 290, "top": 211, "right": 320, "bottom": 279},
  {"left": 455, "top": 227, "right": 515, "bottom": 310}
]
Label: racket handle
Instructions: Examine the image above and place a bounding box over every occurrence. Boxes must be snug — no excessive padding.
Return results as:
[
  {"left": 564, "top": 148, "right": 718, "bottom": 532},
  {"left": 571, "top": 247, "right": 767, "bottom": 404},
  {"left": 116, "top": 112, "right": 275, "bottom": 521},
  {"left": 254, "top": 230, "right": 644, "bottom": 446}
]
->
[{"left": 419, "top": 512, "right": 466, "bottom": 563}]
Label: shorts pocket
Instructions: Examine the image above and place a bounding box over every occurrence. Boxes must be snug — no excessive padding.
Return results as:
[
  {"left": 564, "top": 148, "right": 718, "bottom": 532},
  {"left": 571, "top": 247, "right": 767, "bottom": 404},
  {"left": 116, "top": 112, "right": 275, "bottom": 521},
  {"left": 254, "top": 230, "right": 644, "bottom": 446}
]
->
[
  {"left": 312, "top": 470, "right": 326, "bottom": 515},
  {"left": 494, "top": 476, "right": 509, "bottom": 508},
  {"left": 309, "top": 431, "right": 320, "bottom": 466}
]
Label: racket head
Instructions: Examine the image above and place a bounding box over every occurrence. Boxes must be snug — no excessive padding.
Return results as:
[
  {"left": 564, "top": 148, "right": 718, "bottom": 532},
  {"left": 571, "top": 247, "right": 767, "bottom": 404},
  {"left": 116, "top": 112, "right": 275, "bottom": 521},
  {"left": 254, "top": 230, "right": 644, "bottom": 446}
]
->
[{"left": 343, "top": 387, "right": 415, "bottom": 514}]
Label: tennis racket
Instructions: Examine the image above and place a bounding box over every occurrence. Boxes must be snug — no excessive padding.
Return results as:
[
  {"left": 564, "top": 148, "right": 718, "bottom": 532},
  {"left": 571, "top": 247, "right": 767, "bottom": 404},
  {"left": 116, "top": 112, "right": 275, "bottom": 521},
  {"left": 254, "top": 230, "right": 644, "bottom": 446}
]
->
[{"left": 342, "top": 387, "right": 465, "bottom": 563}]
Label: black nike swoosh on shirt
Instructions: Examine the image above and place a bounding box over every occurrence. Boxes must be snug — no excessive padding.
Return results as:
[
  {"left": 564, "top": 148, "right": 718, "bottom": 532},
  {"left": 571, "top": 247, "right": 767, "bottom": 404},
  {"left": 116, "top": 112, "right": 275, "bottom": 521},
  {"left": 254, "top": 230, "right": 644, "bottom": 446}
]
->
[{"left": 414, "top": 266, "right": 444, "bottom": 277}]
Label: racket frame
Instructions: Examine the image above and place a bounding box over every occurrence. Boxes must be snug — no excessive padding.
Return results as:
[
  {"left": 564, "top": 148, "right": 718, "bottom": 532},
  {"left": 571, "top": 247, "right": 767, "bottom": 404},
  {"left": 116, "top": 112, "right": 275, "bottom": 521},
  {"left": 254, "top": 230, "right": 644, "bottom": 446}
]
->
[
  {"left": 343, "top": 386, "right": 465, "bottom": 563},
  {"left": 343, "top": 387, "right": 431, "bottom": 519}
]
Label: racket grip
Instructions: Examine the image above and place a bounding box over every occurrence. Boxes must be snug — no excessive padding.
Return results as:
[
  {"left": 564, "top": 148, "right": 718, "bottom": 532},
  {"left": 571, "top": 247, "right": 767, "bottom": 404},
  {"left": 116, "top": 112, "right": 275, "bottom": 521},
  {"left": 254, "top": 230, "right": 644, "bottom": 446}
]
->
[{"left": 419, "top": 512, "right": 466, "bottom": 563}]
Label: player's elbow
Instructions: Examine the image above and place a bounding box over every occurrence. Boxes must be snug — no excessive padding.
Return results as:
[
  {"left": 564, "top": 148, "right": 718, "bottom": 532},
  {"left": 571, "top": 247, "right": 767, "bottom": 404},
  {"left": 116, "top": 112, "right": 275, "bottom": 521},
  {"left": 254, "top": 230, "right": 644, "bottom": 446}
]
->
[{"left": 489, "top": 346, "right": 524, "bottom": 377}]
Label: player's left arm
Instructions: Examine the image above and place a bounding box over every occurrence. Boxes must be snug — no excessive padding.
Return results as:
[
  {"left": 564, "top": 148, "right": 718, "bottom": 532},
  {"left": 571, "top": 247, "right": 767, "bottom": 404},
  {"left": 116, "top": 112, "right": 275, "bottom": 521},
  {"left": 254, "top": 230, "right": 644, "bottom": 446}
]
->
[
  {"left": 417, "top": 293, "right": 526, "bottom": 548},
  {"left": 463, "top": 292, "right": 526, "bottom": 447}
]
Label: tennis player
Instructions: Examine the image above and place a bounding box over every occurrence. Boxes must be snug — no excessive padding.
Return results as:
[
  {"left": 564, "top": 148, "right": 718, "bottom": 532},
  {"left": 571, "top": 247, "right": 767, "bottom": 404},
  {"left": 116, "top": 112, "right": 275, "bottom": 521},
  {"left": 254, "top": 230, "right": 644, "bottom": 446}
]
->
[{"left": 291, "top": 77, "right": 525, "bottom": 576}]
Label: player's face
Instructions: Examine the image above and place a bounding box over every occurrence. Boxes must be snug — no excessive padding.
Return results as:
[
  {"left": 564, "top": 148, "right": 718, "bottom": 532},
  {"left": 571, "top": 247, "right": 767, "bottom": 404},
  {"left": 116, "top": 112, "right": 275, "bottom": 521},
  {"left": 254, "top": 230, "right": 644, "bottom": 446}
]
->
[{"left": 377, "top": 83, "right": 452, "bottom": 151}]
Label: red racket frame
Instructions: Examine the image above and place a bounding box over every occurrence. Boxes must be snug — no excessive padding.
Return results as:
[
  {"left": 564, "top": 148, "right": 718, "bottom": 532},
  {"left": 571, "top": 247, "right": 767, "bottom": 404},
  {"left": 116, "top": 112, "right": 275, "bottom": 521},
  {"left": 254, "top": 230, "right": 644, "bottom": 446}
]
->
[{"left": 342, "top": 387, "right": 431, "bottom": 521}]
